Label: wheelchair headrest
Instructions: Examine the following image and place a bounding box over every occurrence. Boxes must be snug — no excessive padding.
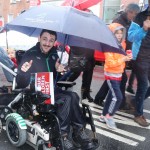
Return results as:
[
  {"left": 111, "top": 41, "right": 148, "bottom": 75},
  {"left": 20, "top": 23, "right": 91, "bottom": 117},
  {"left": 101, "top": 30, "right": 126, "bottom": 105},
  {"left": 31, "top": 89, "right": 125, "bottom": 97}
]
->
[{"left": 16, "top": 50, "right": 26, "bottom": 65}]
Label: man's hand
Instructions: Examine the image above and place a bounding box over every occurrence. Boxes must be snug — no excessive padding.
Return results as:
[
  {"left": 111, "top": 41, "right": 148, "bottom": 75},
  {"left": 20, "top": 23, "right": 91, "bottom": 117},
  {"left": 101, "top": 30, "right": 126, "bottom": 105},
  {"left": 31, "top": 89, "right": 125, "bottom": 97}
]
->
[
  {"left": 55, "top": 59, "right": 66, "bottom": 72},
  {"left": 143, "top": 19, "right": 150, "bottom": 31},
  {"left": 21, "top": 60, "right": 33, "bottom": 72}
]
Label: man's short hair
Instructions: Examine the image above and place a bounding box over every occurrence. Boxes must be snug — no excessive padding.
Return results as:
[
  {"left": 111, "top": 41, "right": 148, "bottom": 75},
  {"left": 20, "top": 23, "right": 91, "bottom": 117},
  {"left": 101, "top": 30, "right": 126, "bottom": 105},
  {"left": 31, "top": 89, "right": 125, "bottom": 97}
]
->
[
  {"left": 125, "top": 3, "right": 140, "bottom": 13},
  {"left": 40, "top": 29, "right": 57, "bottom": 41}
]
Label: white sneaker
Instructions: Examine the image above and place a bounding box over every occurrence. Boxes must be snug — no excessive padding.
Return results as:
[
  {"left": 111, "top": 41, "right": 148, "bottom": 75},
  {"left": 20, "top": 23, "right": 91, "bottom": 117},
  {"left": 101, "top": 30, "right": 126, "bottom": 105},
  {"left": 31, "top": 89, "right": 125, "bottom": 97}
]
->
[
  {"left": 99, "top": 115, "right": 105, "bottom": 123},
  {"left": 104, "top": 117, "right": 117, "bottom": 130}
]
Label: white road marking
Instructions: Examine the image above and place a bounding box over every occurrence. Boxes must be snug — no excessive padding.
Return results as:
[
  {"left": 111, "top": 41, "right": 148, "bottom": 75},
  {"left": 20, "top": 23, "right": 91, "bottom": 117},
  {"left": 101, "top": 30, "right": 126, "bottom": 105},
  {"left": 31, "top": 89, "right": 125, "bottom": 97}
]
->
[
  {"left": 90, "top": 107, "right": 150, "bottom": 129},
  {"left": 93, "top": 119, "right": 145, "bottom": 141},
  {"left": 82, "top": 99, "right": 150, "bottom": 146},
  {"left": 86, "top": 125, "right": 139, "bottom": 146}
]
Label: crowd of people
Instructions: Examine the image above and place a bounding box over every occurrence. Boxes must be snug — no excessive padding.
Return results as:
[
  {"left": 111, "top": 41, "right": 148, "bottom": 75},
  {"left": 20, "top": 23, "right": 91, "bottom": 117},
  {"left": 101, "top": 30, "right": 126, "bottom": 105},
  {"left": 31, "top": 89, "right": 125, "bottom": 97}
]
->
[{"left": 0, "top": 2, "right": 150, "bottom": 150}]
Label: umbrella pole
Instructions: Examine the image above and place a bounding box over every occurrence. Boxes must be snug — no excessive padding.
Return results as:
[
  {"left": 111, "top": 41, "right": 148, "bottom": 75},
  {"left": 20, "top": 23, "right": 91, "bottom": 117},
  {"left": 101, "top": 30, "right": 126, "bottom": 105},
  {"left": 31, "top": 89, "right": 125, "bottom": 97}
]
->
[
  {"left": 6, "top": 30, "right": 8, "bottom": 49},
  {"left": 58, "top": 34, "right": 69, "bottom": 64},
  {"left": 54, "top": 35, "right": 68, "bottom": 85}
]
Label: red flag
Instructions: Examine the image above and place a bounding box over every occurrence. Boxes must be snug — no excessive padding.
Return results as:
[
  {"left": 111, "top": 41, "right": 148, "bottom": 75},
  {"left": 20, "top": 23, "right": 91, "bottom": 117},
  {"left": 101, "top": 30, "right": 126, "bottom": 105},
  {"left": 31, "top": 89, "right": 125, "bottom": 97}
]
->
[
  {"left": 30, "top": 0, "right": 41, "bottom": 7},
  {"left": 62, "top": 0, "right": 101, "bottom": 10}
]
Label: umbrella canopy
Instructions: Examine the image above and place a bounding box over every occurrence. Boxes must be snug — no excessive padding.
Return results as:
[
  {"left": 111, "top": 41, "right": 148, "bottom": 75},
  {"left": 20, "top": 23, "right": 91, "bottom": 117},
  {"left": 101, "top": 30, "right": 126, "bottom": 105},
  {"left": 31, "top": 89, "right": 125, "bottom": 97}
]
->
[
  {"left": 0, "top": 31, "right": 38, "bottom": 50},
  {"left": 62, "top": 0, "right": 102, "bottom": 10},
  {"left": 6, "top": 5, "right": 125, "bottom": 55}
]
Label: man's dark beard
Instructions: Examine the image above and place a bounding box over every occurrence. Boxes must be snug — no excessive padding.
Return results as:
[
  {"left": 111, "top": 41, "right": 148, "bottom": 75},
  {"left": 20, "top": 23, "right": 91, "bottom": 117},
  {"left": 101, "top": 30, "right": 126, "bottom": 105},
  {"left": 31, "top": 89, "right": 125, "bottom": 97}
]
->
[{"left": 40, "top": 45, "right": 51, "bottom": 54}]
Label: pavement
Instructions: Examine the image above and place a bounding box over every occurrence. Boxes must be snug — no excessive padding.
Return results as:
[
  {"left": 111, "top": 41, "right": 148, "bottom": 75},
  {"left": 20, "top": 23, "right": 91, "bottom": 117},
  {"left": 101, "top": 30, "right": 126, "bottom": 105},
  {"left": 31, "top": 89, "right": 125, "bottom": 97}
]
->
[{"left": 0, "top": 65, "right": 150, "bottom": 150}]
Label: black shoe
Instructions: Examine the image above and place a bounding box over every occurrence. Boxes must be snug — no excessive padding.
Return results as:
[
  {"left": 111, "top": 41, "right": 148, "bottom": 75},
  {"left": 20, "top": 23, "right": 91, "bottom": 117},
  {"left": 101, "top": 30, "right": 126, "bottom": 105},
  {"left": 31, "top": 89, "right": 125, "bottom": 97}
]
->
[
  {"left": 72, "top": 129, "right": 95, "bottom": 149},
  {"left": 63, "top": 136, "right": 75, "bottom": 150},
  {"left": 93, "top": 99, "right": 104, "bottom": 106},
  {"left": 126, "top": 86, "right": 135, "bottom": 95},
  {"left": 82, "top": 91, "right": 93, "bottom": 102}
]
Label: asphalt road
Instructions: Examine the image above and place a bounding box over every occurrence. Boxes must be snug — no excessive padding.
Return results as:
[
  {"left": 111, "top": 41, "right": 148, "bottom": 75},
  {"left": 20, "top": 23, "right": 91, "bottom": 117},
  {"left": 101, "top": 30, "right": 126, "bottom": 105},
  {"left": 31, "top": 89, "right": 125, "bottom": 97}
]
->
[{"left": 0, "top": 65, "right": 150, "bottom": 150}]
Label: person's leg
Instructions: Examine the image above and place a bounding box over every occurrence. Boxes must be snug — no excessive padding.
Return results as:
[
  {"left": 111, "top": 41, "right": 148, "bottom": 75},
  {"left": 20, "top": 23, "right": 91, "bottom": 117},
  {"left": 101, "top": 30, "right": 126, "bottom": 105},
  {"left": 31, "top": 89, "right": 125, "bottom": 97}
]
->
[
  {"left": 94, "top": 80, "right": 109, "bottom": 105},
  {"left": 81, "top": 60, "right": 95, "bottom": 102},
  {"left": 104, "top": 80, "right": 122, "bottom": 116},
  {"left": 119, "top": 70, "right": 128, "bottom": 109},
  {"left": 145, "top": 67, "right": 150, "bottom": 99},
  {"left": 145, "top": 86, "right": 150, "bottom": 99},
  {"left": 102, "top": 79, "right": 122, "bottom": 129},
  {"left": 127, "top": 70, "right": 136, "bottom": 92},
  {"left": 126, "top": 60, "right": 136, "bottom": 94},
  {"left": 62, "top": 90, "right": 85, "bottom": 128},
  {"left": 55, "top": 93, "right": 72, "bottom": 135},
  {"left": 134, "top": 61, "right": 149, "bottom": 127},
  {"left": 61, "top": 91, "right": 95, "bottom": 149}
]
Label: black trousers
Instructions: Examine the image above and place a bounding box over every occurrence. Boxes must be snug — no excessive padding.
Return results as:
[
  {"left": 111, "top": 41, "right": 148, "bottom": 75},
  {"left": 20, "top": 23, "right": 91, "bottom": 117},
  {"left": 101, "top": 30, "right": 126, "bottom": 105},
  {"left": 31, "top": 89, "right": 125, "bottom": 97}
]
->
[
  {"left": 55, "top": 88, "right": 85, "bottom": 135},
  {"left": 127, "top": 60, "right": 136, "bottom": 88}
]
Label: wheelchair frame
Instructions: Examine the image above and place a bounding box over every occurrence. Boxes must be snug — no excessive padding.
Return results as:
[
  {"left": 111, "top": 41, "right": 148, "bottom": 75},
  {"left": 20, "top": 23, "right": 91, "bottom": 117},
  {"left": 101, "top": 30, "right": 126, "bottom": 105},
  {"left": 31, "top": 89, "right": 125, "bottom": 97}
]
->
[{"left": 0, "top": 62, "right": 99, "bottom": 150}]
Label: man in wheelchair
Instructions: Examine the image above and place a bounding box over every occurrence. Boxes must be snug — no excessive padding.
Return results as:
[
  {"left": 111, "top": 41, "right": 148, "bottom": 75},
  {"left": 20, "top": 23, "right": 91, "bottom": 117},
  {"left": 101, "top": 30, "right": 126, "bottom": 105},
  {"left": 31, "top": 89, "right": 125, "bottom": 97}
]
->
[{"left": 16, "top": 29, "right": 95, "bottom": 150}]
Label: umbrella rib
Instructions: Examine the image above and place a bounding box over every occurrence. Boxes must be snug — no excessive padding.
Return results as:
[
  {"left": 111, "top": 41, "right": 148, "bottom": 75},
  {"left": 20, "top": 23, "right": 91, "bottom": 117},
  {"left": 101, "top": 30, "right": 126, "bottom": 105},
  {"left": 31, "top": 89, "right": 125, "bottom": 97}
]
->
[{"left": 29, "top": 28, "right": 38, "bottom": 37}]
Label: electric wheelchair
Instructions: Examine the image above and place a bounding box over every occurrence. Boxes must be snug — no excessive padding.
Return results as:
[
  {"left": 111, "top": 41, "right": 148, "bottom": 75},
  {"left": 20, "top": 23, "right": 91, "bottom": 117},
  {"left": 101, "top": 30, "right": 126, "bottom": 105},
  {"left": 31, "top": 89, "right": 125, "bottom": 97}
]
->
[{"left": 0, "top": 50, "right": 99, "bottom": 150}]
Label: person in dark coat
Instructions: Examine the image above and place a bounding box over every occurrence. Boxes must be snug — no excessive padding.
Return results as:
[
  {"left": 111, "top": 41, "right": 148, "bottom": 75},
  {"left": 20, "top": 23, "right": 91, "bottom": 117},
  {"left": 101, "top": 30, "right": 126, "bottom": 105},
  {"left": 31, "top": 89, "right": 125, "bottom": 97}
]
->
[
  {"left": 128, "top": 2, "right": 150, "bottom": 127},
  {"left": 16, "top": 29, "right": 94, "bottom": 150},
  {"left": 67, "top": 46, "right": 95, "bottom": 102},
  {"left": 94, "top": 3, "right": 140, "bottom": 109}
]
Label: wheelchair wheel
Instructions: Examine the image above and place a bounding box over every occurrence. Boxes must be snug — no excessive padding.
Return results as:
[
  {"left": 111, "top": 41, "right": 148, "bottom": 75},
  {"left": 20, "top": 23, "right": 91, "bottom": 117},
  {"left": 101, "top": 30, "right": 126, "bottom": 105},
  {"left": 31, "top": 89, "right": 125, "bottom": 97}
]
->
[{"left": 6, "top": 115, "right": 27, "bottom": 147}]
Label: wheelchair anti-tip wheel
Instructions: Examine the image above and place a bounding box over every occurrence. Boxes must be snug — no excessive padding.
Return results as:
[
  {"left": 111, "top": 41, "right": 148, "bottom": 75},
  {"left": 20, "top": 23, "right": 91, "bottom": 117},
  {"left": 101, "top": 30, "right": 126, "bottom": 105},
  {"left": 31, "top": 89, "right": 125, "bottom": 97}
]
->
[
  {"left": 6, "top": 114, "right": 27, "bottom": 147},
  {"left": 0, "top": 106, "right": 13, "bottom": 125}
]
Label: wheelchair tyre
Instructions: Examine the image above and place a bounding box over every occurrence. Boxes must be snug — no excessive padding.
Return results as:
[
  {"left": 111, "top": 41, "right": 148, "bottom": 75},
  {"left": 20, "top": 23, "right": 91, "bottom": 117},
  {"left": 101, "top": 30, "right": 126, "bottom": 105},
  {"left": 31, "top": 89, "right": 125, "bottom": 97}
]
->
[{"left": 6, "top": 116, "right": 27, "bottom": 147}]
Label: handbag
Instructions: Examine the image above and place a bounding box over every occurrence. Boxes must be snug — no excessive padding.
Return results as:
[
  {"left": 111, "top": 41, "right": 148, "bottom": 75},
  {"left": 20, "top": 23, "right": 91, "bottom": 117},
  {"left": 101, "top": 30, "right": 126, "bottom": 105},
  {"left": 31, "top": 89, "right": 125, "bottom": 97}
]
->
[{"left": 69, "top": 52, "right": 87, "bottom": 72}]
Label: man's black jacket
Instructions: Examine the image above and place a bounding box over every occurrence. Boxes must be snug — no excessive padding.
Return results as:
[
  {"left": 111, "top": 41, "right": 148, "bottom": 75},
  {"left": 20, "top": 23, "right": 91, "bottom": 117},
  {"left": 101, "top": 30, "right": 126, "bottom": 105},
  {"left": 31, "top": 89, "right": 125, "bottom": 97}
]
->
[
  {"left": 16, "top": 42, "right": 58, "bottom": 88},
  {"left": 134, "top": 8, "right": 150, "bottom": 62}
]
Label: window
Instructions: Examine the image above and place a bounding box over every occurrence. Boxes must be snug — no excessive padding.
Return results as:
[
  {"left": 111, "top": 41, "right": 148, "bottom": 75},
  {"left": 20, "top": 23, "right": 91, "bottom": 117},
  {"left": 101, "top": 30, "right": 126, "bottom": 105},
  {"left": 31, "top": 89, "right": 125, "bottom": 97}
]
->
[
  {"left": 10, "top": 0, "right": 16, "bottom": 4},
  {"left": 8, "top": 14, "right": 14, "bottom": 22},
  {"left": 103, "top": 0, "right": 121, "bottom": 24}
]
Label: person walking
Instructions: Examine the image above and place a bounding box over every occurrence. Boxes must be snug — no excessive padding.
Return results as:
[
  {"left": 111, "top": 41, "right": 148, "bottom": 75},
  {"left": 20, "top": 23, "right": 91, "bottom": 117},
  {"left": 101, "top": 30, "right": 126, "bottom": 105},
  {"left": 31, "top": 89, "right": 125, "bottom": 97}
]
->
[
  {"left": 65, "top": 46, "right": 95, "bottom": 102},
  {"left": 94, "top": 3, "right": 140, "bottom": 107},
  {"left": 99, "top": 23, "right": 132, "bottom": 129},
  {"left": 128, "top": 2, "right": 150, "bottom": 127}
]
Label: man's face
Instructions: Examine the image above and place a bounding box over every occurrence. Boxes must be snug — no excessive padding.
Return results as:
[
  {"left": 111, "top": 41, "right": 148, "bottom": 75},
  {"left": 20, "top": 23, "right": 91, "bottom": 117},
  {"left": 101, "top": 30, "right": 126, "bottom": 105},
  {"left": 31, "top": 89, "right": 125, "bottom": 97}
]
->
[
  {"left": 39, "top": 32, "right": 56, "bottom": 54},
  {"left": 126, "top": 10, "right": 138, "bottom": 21}
]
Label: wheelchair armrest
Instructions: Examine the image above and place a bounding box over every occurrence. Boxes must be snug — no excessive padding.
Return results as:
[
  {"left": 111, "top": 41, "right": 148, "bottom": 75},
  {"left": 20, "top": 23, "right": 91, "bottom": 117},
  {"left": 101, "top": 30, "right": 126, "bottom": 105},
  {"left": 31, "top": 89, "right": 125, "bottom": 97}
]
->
[
  {"left": 57, "top": 81, "right": 76, "bottom": 89},
  {"left": 12, "top": 88, "right": 24, "bottom": 94},
  {"left": 37, "top": 103, "right": 56, "bottom": 113}
]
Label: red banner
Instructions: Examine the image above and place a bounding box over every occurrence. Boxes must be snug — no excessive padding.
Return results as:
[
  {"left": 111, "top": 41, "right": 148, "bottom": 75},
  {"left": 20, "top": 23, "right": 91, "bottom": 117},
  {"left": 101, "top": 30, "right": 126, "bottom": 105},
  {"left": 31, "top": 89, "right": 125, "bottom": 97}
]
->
[
  {"left": 30, "top": 0, "right": 41, "bottom": 7},
  {"left": 31, "top": 72, "right": 54, "bottom": 105}
]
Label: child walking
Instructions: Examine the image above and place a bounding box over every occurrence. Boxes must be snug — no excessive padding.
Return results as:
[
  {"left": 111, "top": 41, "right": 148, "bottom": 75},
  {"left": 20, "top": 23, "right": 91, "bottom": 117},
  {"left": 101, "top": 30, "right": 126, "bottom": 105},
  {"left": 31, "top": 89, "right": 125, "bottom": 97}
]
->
[{"left": 99, "top": 23, "right": 132, "bottom": 129}]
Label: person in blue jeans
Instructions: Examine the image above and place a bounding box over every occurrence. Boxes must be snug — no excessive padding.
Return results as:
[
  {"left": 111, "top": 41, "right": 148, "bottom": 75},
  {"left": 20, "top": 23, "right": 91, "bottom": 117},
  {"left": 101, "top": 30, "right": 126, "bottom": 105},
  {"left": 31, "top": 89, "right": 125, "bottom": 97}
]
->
[{"left": 128, "top": 4, "right": 150, "bottom": 127}]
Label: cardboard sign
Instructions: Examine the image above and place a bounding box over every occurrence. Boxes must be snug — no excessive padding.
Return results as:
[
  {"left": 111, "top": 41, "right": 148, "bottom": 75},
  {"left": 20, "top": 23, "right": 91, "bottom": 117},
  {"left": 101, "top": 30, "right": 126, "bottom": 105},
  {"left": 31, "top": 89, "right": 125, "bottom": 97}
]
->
[{"left": 30, "top": 72, "right": 54, "bottom": 105}]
